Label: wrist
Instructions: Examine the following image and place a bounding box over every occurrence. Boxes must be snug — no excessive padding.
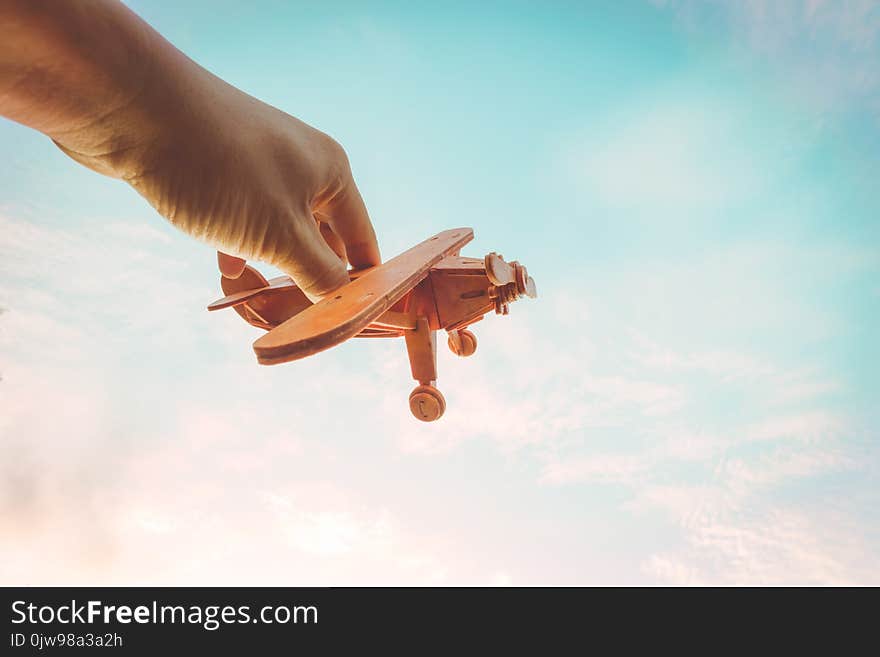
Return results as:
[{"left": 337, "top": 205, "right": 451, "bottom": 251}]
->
[{"left": 35, "top": 2, "right": 209, "bottom": 183}]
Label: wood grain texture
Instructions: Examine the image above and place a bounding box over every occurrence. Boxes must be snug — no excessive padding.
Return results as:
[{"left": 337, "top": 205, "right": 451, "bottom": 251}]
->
[
  {"left": 208, "top": 277, "right": 296, "bottom": 311},
  {"left": 253, "top": 228, "right": 474, "bottom": 364},
  {"left": 404, "top": 317, "right": 438, "bottom": 384}
]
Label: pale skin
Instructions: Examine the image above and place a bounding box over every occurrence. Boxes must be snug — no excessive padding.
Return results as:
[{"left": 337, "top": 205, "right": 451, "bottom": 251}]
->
[{"left": 0, "top": 0, "right": 381, "bottom": 300}]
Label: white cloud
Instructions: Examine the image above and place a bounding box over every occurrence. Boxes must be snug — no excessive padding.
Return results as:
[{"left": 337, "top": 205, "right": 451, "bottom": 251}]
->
[
  {"left": 0, "top": 212, "right": 462, "bottom": 584},
  {"left": 644, "top": 507, "right": 880, "bottom": 585},
  {"left": 575, "top": 102, "right": 763, "bottom": 214},
  {"left": 1, "top": 208, "right": 875, "bottom": 585},
  {"left": 743, "top": 411, "right": 845, "bottom": 444},
  {"left": 655, "top": 0, "right": 880, "bottom": 118},
  {"left": 359, "top": 282, "right": 693, "bottom": 457},
  {"left": 540, "top": 453, "right": 650, "bottom": 486}
]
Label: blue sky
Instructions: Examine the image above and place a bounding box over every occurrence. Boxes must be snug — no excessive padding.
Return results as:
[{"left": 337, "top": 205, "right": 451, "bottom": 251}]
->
[{"left": 1, "top": 0, "right": 878, "bottom": 583}]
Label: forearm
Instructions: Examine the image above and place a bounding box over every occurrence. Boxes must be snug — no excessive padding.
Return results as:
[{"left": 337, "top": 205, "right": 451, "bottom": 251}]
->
[{"left": 0, "top": 0, "right": 204, "bottom": 179}]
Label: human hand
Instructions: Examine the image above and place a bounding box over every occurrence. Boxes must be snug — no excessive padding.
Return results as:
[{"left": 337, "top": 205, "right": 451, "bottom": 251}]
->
[
  {"left": 112, "top": 64, "right": 380, "bottom": 300},
  {"left": 126, "top": 68, "right": 380, "bottom": 299},
  {"left": 0, "top": 0, "right": 380, "bottom": 300}
]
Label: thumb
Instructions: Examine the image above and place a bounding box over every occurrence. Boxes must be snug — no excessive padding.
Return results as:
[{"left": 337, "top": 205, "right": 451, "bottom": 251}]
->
[
  {"left": 270, "top": 212, "right": 350, "bottom": 302},
  {"left": 217, "top": 251, "right": 246, "bottom": 278}
]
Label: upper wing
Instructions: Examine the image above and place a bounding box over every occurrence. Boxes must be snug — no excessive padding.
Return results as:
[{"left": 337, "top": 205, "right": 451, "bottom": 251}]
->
[{"left": 253, "top": 228, "right": 474, "bottom": 364}]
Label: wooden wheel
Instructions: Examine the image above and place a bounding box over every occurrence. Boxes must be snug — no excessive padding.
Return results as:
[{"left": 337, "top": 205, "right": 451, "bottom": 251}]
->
[
  {"left": 447, "top": 329, "right": 477, "bottom": 357},
  {"left": 409, "top": 385, "right": 446, "bottom": 422}
]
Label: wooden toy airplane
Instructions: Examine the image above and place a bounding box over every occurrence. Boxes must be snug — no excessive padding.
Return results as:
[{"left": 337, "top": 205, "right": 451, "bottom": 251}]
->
[{"left": 207, "top": 228, "right": 536, "bottom": 421}]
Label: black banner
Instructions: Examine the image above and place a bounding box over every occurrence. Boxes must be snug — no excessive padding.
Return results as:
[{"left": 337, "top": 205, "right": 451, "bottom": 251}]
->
[
  {"left": 0, "top": 587, "right": 593, "bottom": 653},
  {"left": 0, "top": 586, "right": 853, "bottom": 652}
]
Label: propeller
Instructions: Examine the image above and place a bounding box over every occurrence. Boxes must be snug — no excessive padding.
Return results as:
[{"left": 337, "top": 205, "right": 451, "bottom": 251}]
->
[{"left": 484, "top": 252, "right": 538, "bottom": 314}]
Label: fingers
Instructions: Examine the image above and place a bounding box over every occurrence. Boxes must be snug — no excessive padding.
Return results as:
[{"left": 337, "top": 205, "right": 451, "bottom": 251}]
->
[
  {"left": 318, "top": 182, "right": 381, "bottom": 270},
  {"left": 220, "top": 220, "right": 347, "bottom": 302},
  {"left": 272, "top": 214, "right": 350, "bottom": 302},
  {"left": 218, "top": 251, "right": 246, "bottom": 278},
  {"left": 317, "top": 218, "right": 347, "bottom": 263}
]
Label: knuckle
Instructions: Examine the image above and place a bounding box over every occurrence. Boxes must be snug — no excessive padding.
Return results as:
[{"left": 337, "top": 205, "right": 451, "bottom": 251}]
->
[
  {"left": 323, "top": 134, "right": 349, "bottom": 164},
  {"left": 318, "top": 133, "right": 352, "bottom": 180}
]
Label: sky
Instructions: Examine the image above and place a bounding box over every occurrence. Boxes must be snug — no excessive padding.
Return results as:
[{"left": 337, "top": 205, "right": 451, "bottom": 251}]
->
[{"left": 1, "top": 0, "right": 878, "bottom": 585}]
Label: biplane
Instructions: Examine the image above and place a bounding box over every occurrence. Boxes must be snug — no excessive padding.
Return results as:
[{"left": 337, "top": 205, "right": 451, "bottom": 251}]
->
[{"left": 207, "top": 228, "right": 536, "bottom": 421}]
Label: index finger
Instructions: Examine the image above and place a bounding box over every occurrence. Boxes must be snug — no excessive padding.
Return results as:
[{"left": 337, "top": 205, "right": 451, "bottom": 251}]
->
[{"left": 317, "top": 181, "right": 381, "bottom": 269}]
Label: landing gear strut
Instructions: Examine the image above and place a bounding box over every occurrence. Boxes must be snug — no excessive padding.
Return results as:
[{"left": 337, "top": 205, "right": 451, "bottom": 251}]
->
[{"left": 405, "top": 317, "right": 446, "bottom": 422}]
